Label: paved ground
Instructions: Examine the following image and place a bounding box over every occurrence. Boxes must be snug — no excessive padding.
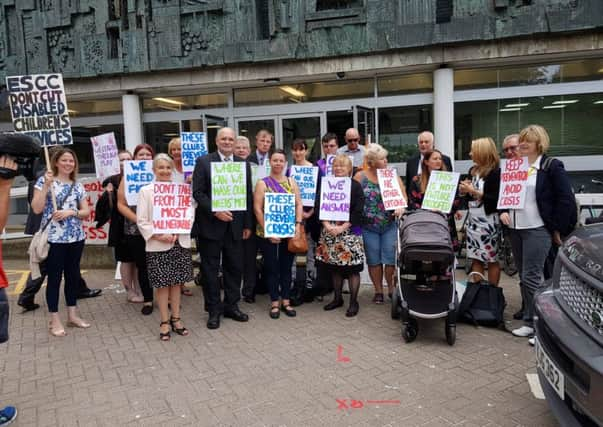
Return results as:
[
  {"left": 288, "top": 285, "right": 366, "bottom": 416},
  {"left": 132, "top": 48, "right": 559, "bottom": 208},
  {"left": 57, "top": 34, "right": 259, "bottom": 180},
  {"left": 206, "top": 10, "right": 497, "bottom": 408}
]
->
[{"left": 0, "top": 258, "right": 557, "bottom": 427}]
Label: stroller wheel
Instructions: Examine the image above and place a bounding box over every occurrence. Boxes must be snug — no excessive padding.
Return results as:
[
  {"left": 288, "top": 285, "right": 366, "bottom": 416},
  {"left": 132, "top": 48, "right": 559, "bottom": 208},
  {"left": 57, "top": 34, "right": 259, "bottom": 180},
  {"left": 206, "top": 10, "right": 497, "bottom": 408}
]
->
[
  {"left": 445, "top": 322, "right": 456, "bottom": 346},
  {"left": 402, "top": 318, "right": 418, "bottom": 343},
  {"left": 391, "top": 288, "right": 401, "bottom": 320}
]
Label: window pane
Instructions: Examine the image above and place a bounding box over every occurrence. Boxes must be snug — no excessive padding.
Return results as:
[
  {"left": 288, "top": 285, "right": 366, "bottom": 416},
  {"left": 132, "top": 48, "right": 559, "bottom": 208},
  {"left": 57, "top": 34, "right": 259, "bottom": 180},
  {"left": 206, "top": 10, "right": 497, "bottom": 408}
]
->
[
  {"left": 234, "top": 79, "right": 374, "bottom": 106},
  {"left": 378, "top": 105, "right": 432, "bottom": 162},
  {"left": 237, "top": 120, "right": 276, "bottom": 151},
  {"left": 378, "top": 73, "right": 433, "bottom": 96},
  {"left": 455, "top": 58, "right": 603, "bottom": 89},
  {"left": 454, "top": 93, "right": 603, "bottom": 160},
  {"left": 143, "top": 121, "right": 180, "bottom": 156},
  {"left": 71, "top": 124, "right": 125, "bottom": 174},
  {"left": 68, "top": 98, "right": 123, "bottom": 118},
  {"left": 281, "top": 117, "right": 321, "bottom": 164},
  {"left": 142, "top": 93, "right": 228, "bottom": 112}
]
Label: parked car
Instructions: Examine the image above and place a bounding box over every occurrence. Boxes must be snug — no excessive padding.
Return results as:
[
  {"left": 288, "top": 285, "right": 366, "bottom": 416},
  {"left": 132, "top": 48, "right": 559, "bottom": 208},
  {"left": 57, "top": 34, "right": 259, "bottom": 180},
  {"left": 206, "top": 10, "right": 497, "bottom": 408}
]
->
[{"left": 534, "top": 224, "right": 603, "bottom": 427}]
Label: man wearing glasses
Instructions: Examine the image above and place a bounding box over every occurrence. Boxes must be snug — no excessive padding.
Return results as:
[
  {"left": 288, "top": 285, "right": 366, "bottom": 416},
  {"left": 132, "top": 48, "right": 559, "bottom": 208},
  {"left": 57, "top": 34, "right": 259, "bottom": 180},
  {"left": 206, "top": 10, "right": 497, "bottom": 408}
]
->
[
  {"left": 502, "top": 134, "right": 520, "bottom": 160},
  {"left": 501, "top": 133, "right": 525, "bottom": 320},
  {"left": 337, "top": 128, "right": 365, "bottom": 168}
]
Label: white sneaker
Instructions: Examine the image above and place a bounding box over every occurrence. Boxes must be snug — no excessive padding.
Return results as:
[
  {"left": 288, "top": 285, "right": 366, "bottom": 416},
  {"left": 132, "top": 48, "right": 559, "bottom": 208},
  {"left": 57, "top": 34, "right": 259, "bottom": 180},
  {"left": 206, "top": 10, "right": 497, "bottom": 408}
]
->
[
  {"left": 528, "top": 337, "right": 535, "bottom": 346},
  {"left": 512, "top": 326, "right": 535, "bottom": 337}
]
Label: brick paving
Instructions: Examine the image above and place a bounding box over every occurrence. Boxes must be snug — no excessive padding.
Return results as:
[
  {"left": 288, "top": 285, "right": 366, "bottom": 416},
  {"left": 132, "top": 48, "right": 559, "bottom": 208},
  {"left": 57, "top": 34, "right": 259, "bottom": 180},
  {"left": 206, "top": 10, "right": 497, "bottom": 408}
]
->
[{"left": 0, "top": 258, "right": 557, "bottom": 427}]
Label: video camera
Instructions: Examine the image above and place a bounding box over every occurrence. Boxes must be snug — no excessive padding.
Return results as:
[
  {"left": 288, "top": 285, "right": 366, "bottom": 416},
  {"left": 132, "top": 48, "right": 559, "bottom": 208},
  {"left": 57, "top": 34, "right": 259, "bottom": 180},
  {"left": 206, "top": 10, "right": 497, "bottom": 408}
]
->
[{"left": 0, "top": 133, "right": 41, "bottom": 180}]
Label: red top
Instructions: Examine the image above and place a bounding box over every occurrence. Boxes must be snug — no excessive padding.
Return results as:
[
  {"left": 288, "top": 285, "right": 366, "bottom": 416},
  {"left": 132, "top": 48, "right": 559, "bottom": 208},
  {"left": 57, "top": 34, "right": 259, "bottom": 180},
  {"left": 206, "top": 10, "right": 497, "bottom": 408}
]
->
[{"left": 0, "top": 243, "right": 8, "bottom": 288}]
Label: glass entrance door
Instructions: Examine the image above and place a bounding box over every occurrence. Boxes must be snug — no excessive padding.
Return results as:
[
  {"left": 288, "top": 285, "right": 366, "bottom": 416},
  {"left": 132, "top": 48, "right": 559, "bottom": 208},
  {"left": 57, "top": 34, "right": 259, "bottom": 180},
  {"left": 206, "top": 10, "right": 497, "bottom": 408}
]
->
[
  {"left": 353, "top": 105, "right": 375, "bottom": 144},
  {"left": 279, "top": 114, "right": 324, "bottom": 163}
]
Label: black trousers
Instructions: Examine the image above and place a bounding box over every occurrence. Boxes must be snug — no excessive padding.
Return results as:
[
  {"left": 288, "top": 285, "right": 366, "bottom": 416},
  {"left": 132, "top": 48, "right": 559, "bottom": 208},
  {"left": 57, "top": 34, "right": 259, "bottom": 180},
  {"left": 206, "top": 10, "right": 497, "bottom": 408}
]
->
[
  {"left": 241, "top": 235, "right": 257, "bottom": 298},
  {"left": 18, "top": 258, "right": 89, "bottom": 306},
  {"left": 197, "top": 230, "right": 243, "bottom": 315}
]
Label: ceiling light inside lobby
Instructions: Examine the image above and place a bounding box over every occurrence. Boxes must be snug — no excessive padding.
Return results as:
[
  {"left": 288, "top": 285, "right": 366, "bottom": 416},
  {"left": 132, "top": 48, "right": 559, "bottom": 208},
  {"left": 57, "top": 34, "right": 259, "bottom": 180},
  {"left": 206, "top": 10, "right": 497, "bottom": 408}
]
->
[
  {"left": 543, "top": 105, "right": 566, "bottom": 109},
  {"left": 499, "top": 107, "right": 521, "bottom": 112},
  {"left": 153, "top": 97, "right": 185, "bottom": 106},
  {"left": 279, "top": 86, "right": 306, "bottom": 98},
  {"left": 552, "top": 99, "right": 578, "bottom": 105},
  {"left": 504, "top": 103, "right": 529, "bottom": 108},
  {"left": 594, "top": 100, "right": 603, "bottom": 104}
]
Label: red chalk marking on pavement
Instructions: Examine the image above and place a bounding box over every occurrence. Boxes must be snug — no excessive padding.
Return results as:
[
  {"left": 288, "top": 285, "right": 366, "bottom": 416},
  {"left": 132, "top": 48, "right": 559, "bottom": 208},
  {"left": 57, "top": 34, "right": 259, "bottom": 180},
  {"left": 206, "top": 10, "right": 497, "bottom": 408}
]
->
[
  {"left": 336, "top": 399, "right": 364, "bottom": 410},
  {"left": 336, "top": 345, "right": 350, "bottom": 362}
]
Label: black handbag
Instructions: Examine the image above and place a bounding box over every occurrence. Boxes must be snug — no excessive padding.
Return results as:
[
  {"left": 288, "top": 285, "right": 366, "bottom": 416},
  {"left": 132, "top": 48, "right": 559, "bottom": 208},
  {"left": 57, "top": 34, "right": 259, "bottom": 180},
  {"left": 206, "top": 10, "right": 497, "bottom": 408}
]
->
[{"left": 458, "top": 272, "right": 506, "bottom": 328}]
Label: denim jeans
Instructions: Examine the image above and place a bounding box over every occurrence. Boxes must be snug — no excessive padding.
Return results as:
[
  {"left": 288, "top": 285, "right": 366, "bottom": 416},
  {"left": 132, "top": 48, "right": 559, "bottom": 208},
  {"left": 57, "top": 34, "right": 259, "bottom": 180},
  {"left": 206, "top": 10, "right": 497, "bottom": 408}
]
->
[
  {"left": 508, "top": 227, "right": 552, "bottom": 327},
  {"left": 0, "top": 288, "right": 8, "bottom": 343},
  {"left": 259, "top": 238, "right": 294, "bottom": 302}
]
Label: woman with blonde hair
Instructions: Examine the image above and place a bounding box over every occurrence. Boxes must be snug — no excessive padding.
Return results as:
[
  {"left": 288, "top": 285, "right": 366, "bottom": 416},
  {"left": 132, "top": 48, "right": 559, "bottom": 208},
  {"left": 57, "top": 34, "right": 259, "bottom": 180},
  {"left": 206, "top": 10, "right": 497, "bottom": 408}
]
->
[
  {"left": 353, "top": 143, "right": 406, "bottom": 304},
  {"left": 137, "top": 154, "right": 194, "bottom": 340},
  {"left": 459, "top": 137, "right": 502, "bottom": 285},
  {"left": 500, "top": 125, "right": 575, "bottom": 341}
]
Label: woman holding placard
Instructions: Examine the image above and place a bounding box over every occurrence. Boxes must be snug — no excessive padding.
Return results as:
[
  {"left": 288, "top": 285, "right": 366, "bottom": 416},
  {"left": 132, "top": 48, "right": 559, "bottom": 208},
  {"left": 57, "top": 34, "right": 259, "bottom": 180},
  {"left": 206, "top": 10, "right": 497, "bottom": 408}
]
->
[
  {"left": 353, "top": 144, "right": 406, "bottom": 304},
  {"left": 117, "top": 143, "right": 155, "bottom": 315},
  {"left": 459, "top": 138, "right": 502, "bottom": 285},
  {"left": 254, "top": 149, "right": 303, "bottom": 319},
  {"left": 408, "top": 149, "right": 461, "bottom": 251},
  {"left": 315, "top": 154, "right": 365, "bottom": 316},
  {"left": 31, "top": 148, "right": 91, "bottom": 337},
  {"left": 499, "top": 125, "right": 574, "bottom": 340},
  {"left": 288, "top": 139, "right": 317, "bottom": 303},
  {"left": 137, "top": 154, "right": 193, "bottom": 341},
  {"left": 99, "top": 149, "right": 145, "bottom": 303},
  {"left": 167, "top": 137, "right": 194, "bottom": 297}
]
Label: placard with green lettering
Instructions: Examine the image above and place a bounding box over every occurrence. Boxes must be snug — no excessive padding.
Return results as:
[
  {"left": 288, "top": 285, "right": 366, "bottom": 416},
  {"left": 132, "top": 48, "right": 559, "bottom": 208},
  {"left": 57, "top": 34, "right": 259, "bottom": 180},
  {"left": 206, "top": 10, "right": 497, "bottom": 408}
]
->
[
  {"left": 211, "top": 161, "right": 247, "bottom": 211},
  {"left": 421, "top": 171, "right": 460, "bottom": 214}
]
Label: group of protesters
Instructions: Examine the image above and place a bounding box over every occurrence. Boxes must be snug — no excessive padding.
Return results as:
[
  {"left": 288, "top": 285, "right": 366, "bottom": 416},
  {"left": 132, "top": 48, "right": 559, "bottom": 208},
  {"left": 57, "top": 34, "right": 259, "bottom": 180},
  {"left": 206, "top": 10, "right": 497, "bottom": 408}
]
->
[{"left": 15, "top": 123, "right": 574, "bottom": 346}]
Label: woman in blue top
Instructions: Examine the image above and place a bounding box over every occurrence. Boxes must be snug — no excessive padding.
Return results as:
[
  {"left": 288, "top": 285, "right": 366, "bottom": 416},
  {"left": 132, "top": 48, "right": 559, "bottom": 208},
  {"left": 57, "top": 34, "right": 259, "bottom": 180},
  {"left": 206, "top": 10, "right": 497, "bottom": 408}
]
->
[{"left": 31, "top": 148, "right": 91, "bottom": 337}]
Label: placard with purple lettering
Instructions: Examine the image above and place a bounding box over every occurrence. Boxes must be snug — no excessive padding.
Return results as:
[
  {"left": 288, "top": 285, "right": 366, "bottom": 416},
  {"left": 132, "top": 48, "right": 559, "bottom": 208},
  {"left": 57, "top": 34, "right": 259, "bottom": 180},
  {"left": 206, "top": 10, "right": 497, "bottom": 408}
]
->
[
  {"left": 124, "top": 160, "right": 154, "bottom": 206},
  {"left": 377, "top": 168, "right": 407, "bottom": 210},
  {"left": 152, "top": 182, "right": 194, "bottom": 234},
  {"left": 90, "top": 132, "right": 120, "bottom": 181},
  {"left": 326, "top": 154, "right": 335, "bottom": 176},
  {"left": 319, "top": 176, "right": 351, "bottom": 221},
  {"left": 290, "top": 165, "right": 318, "bottom": 207},
  {"left": 263, "top": 193, "right": 296, "bottom": 238},
  {"left": 180, "top": 132, "right": 207, "bottom": 179},
  {"left": 422, "top": 171, "right": 460, "bottom": 214},
  {"left": 497, "top": 157, "right": 529, "bottom": 209},
  {"left": 6, "top": 73, "right": 72, "bottom": 146},
  {"left": 211, "top": 162, "right": 247, "bottom": 211}
]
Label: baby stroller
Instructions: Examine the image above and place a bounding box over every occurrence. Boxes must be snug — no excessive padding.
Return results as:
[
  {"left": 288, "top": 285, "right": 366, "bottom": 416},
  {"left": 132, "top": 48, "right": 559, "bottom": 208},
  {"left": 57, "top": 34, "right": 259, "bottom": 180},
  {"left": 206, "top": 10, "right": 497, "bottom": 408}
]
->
[{"left": 391, "top": 209, "right": 458, "bottom": 345}]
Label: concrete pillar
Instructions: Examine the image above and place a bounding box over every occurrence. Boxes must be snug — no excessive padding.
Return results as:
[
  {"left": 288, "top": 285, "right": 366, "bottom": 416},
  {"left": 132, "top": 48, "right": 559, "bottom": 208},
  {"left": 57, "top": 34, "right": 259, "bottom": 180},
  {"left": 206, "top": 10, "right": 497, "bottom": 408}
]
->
[
  {"left": 433, "top": 67, "right": 455, "bottom": 167},
  {"left": 122, "top": 94, "right": 143, "bottom": 152}
]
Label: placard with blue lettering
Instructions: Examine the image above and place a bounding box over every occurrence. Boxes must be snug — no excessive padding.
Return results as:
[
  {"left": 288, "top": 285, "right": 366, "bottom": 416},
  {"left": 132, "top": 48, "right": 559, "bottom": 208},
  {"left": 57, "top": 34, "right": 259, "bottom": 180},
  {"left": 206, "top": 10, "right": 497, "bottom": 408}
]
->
[
  {"left": 124, "top": 160, "right": 154, "bottom": 206},
  {"left": 5, "top": 73, "right": 72, "bottom": 146},
  {"left": 180, "top": 132, "right": 207, "bottom": 178},
  {"left": 211, "top": 162, "right": 247, "bottom": 211},
  {"left": 263, "top": 193, "right": 296, "bottom": 238},
  {"left": 319, "top": 176, "right": 351, "bottom": 222},
  {"left": 290, "top": 165, "right": 318, "bottom": 207}
]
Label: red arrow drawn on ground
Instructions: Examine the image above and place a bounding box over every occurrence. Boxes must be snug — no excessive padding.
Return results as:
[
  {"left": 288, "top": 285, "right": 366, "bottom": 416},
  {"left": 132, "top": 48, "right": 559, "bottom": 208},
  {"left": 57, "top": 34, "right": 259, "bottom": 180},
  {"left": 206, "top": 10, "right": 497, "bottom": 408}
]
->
[{"left": 336, "top": 345, "right": 351, "bottom": 363}]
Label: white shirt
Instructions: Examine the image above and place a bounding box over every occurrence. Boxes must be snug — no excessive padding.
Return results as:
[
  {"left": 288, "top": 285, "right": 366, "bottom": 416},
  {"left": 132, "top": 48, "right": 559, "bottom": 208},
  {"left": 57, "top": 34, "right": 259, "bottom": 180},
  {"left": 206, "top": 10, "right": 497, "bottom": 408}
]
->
[
  {"left": 218, "top": 152, "right": 233, "bottom": 162},
  {"left": 417, "top": 154, "right": 424, "bottom": 176},
  {"left": 509, "top": 155, "right": 545, "bottom": 229},
  {"left": 337, "top": 144, "right": 365, "bottom": 167}
]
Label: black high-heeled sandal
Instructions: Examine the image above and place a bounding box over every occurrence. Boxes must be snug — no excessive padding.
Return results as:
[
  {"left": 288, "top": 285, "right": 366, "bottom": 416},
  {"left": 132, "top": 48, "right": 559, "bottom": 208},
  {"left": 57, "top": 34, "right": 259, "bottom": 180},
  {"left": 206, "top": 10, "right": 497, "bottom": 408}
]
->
[
  {"left": 159, "top": 321, "right": 171, "bottom": 341},
  {"left": 170, "top": 317, "right": 189, "bottom": 336}
]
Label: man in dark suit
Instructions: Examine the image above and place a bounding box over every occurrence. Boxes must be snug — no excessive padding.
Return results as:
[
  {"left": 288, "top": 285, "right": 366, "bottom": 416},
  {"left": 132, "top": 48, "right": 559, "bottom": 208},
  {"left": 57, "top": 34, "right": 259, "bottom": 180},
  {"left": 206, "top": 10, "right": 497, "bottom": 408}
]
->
[
  {"left": 192, "top": 127, "right": 253, "bottom": 329},
  {"left": 405, "top": 131, "right": 453, "bottom": 190},
  {"left": 247, "top": 129, "right": 272, "bottom": 166}
]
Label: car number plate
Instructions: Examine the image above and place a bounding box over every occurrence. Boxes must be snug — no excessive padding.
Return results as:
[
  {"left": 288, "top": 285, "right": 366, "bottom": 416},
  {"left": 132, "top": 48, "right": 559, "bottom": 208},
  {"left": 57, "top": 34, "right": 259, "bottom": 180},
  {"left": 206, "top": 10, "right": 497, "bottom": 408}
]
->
[{"left": 535, "top": 337, "right": 565, "bottom": 400}]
